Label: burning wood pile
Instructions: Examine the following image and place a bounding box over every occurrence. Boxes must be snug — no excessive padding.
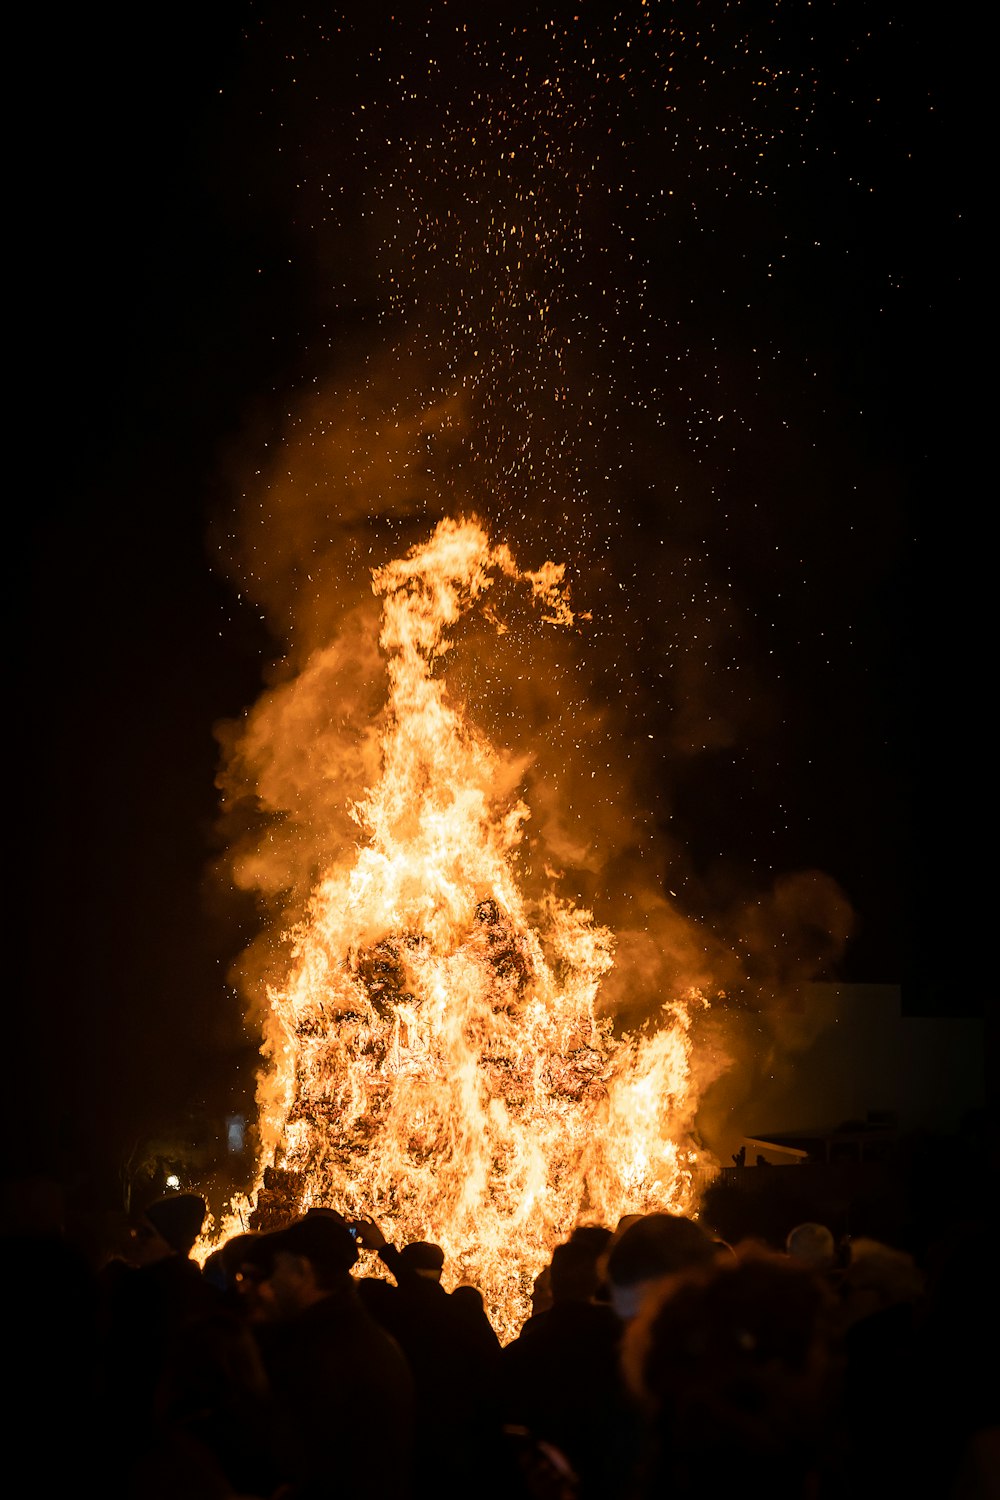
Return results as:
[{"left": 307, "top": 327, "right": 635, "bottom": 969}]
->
[{"left": 218, "top": 520, "right": 712, "bottom": 1337}]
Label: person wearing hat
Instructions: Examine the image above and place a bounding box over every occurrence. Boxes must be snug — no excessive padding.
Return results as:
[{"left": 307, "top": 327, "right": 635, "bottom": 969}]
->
[
  {"left": 397, "top": 1238, "right": 447, "bottom": 1281},
  {"left": 604, "top": 1211, "right": 720, "bottom": 1323},
  {"left": 347, "top": 1215, "right": 504, "bottom": 1500},
  {"left": 251, "top": 1208, "right": 415, "bottom": 1499},
  {"left": 114, "top": 1190, "right": 217, "bottom": 1336},
  {"left": 349, "top": 1214, "right": 499, "bottom": 1363},
  {"left": 99, "top": 1191, "right": 223, "bottom": 1483},
  {"left": 499, "top": 1224, "right": 624, "bottom": 1500},
  {"left": 347, "top": 1214, "right": 444, "bottom": 1287},
  {"left": 129, "top": 1192, "right": 209, "bottom": 1265}
]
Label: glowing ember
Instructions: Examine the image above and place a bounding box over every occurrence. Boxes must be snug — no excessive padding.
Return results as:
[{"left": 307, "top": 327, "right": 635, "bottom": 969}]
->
[{"left": 218, "top": 515, "right": 712, "bottom": 1339}]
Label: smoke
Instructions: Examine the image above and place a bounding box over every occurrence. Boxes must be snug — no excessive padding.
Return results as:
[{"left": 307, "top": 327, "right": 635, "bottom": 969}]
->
[
  {"left": 211, "top": 355, "right": 474, "bottom": 653},
  {"left": 210, "top": 371, "right": 854, "bottom": 1171},
  {"left": 205, "top": 9, "right": 861, "bottom": 1180}
]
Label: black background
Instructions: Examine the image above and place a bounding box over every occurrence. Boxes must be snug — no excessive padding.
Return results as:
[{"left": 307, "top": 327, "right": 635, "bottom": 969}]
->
[{"left": 13, "top": 4, "right": 971, "bottom": 1205}]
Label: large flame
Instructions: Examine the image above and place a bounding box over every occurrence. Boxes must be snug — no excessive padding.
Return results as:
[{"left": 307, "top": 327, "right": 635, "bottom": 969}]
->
[{"left": 219, "top": 516, "right": 713, "bottom": 1339}]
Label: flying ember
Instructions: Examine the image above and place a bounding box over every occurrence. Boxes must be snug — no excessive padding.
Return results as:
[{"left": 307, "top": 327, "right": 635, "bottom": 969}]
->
[{"left": 225, "top": 515, "right": 712, "bottom": 1339}]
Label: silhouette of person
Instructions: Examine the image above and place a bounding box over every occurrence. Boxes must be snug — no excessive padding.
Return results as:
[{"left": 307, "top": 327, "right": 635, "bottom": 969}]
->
[
  {"left": 620, "top": 1240, "right": 846, "bottom": 1498},
  {"left": 252, "top": 1207, "right": 415, "bottom": 1499},
  {"left": 349, "top": 1213, "right": 504, "bottom": 1499},
  {"left": 501, "top": 1225, "right": 623, "bottom": 1499},
  {"left": 98, "top": 1192, "right": 223, "bottom": 1492}
]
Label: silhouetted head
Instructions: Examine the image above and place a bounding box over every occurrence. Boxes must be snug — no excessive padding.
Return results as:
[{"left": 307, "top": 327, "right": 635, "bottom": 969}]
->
[
  {"left": 399, "top": 1240, "right": 445, "bottom": 1281},
  {"left": 216, "top": 1232, "right": 274, "bottom": 1319},
  {"left": 621, "top": 1242, "right": 844, "bottom": 1494},
  {"left": 134, "top": 1193, "right": 207, "bottom": 1262},
  {"left": 262, "top": 1206, "right": 359, "bottom": 1290},
  {"left": 550, "top": 1224, "right": 614, "bottom": 1303},
  {"left": 785, "top": 1222, "right": 837, "bottom": 1273},
  {"left": 606, "top": 1213, "right": 718, "bottom": 1320}
]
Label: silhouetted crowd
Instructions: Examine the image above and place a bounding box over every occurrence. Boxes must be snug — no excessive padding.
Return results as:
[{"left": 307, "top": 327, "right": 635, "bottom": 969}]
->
[{"left": 4, "top": 1178, "right": 996, "bottom": 1499}]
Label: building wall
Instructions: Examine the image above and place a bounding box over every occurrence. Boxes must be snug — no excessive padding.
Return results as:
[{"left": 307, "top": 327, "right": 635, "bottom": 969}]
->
[{"left": 695, "top": 983, "right": 985, "bottom": 1171}]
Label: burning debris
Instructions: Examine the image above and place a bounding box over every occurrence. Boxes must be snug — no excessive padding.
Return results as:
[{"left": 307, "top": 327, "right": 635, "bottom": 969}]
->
[{"left": 218, "top": 518, "right": 715, "bottom": 1337}]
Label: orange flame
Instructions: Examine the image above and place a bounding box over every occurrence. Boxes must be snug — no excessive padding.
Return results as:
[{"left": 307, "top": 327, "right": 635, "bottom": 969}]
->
[{"left": 217, "top": 516, "right": 712, "bottom": 1339}]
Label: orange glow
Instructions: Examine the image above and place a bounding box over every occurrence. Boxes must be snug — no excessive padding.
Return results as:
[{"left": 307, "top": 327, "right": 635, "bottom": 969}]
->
[{"left": 212, "top": 516, "right": 713, "bottom": 1339}]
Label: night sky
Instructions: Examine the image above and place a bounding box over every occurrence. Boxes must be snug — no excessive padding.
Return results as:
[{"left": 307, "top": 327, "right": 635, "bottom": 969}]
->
[{"left": 15, "top": 4, "right": 966, "bottom": 1206}]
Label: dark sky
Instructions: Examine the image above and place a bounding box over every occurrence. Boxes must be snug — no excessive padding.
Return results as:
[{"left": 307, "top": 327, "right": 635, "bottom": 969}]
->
[{"left": 14, "top": 4, "right": 966, "bottom": 1202}]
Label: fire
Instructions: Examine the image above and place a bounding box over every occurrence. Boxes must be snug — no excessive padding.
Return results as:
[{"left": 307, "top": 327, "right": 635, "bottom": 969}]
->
[{"left": 217, "top": 515, "right": 712, "bottom": 1340}]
